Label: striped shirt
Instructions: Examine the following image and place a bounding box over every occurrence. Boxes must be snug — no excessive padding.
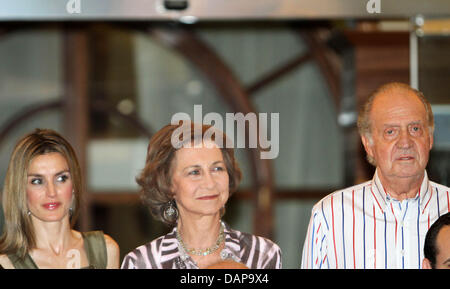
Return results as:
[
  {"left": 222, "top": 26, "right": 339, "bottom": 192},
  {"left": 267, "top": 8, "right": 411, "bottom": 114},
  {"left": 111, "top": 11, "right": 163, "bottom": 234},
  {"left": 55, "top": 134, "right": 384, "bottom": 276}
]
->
[
  {"left": 121, "top": 222, "right": 282, "bottom": 269},
  {"left": 301, "top": 170, "right": 450, "bottom": 269}
]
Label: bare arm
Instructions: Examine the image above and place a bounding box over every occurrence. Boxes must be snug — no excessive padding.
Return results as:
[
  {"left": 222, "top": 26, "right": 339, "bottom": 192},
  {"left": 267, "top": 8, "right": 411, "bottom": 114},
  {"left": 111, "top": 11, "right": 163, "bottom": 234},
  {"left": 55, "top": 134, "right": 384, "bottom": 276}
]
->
[
  {"left": 104, "top": 234, "right": 120, "bottom": 269},
  {"left": 0, "top": 254, "right": 14, "bottom": 269}
]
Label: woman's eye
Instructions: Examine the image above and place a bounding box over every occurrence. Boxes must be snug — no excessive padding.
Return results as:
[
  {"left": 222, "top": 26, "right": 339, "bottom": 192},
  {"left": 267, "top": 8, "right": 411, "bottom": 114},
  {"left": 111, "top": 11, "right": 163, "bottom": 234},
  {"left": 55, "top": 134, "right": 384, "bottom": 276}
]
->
[
  {"left": 30, "top": 178, "right": 42, "bottom": 185},
  {"left": 57, "top": 175, "right": 69, "bottom": 182},
  {"left": 213, "top": 166, "right": 225, "bottom": 172},
  {"left": 188, "top": 170, "right": 200, "bottom": 176}
]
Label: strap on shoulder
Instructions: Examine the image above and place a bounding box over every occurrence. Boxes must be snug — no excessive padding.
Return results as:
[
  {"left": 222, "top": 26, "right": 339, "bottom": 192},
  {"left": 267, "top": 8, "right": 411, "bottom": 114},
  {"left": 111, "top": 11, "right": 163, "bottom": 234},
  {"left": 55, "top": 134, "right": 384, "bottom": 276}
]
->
[
  {"left": 7, "top": 252, "right": 38, "bottom": 269},
  {"left": 82, "top": 230, "right": 108, "bottom": 269}
]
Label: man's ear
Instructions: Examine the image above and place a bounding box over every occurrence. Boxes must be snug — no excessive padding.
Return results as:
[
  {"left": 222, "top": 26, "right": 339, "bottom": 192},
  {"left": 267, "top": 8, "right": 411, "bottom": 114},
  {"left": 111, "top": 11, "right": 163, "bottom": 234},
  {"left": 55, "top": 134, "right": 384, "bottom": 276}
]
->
[
  {"left": 422, "top": 258, "right": 433, "bottom": 269},
  {"left": 361, "top": 135, "right": 374, "bottom": 159}
]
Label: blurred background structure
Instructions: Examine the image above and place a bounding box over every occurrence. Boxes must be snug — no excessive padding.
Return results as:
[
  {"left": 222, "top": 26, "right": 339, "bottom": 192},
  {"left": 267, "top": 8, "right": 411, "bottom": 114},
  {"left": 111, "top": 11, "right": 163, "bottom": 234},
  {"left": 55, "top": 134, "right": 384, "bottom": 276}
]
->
[{"left": 0, "top": 0, "right": 449, "bottom": 268}]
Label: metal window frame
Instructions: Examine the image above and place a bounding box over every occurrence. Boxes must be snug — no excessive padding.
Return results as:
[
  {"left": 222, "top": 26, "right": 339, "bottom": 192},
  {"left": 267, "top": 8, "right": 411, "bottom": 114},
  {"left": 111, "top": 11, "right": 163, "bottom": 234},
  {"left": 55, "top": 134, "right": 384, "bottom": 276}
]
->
[{"left": 0, "top": 0, "right": 449, "bottom": 21}]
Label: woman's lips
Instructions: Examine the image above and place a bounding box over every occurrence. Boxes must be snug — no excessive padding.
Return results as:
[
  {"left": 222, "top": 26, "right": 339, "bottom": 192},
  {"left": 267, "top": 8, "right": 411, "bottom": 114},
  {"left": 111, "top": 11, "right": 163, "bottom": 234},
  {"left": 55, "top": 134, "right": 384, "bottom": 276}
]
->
[
  {"left": 42, "top": 202, "right": 61, "bottom": 210},
  {"left": 197, "top": 195, "right": 219, "bottom": 200}
]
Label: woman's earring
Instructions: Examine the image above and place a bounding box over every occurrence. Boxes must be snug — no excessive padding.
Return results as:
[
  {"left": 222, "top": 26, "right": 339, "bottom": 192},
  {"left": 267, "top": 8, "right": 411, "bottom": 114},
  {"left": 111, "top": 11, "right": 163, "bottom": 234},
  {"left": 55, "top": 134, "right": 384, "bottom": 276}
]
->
[
  {"left": 163, "top": 200, "right": 178, "bottom": 221},
  {"left": 27, "top": 210, "right": 31, "bottom": 216}
]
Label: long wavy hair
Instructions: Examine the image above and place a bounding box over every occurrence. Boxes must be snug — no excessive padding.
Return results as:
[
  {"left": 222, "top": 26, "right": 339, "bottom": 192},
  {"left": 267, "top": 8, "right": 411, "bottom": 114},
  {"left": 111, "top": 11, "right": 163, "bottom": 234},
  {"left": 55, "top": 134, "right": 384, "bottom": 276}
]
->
[{"left": 0, "top": 129, "right": 83, "bottom": 259}]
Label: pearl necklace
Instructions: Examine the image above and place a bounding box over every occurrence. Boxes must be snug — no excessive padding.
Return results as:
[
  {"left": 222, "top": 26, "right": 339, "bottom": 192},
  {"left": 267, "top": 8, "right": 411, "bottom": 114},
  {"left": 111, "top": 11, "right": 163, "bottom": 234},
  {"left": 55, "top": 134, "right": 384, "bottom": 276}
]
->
[{"left": 177, "top": 222, "right": 225, "bottom": 256}]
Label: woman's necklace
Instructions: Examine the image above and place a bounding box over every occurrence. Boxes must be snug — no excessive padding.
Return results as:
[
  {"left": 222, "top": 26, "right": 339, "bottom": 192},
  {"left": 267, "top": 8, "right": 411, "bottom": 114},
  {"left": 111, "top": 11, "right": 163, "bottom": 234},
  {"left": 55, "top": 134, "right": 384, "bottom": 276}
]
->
[{"left": 177, "top": 222, "right": 225, "bottom": 256}]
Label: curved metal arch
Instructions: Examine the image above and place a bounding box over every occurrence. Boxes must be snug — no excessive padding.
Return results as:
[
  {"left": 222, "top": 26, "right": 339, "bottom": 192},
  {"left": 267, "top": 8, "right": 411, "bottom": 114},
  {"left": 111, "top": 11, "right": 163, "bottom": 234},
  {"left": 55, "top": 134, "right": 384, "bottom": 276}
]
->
[
  {"left": 0, "top": 99, "right": 155, "bottom": 160},
  {"left": 298, "top": 29, "right": 341, "bottom": 112},
  {"left": 0, "top": 100, "right": 63, "bottom": 145},
  {"left": 90, "top": 98, "right": 155, "bottom": 139}
]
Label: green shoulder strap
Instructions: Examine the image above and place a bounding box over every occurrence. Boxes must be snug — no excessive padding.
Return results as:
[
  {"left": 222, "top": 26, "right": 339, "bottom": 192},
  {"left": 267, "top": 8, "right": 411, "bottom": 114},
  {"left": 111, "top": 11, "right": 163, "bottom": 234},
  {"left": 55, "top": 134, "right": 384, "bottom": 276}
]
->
[
  {"left": 82, "top": 230, "right": 108, "bottom": 269},
  {"left": 7, "top": 252, "right": 39, "bottom": 269},
  {"left": 7, "top": 231, "right": 107, "bottom": 269}
]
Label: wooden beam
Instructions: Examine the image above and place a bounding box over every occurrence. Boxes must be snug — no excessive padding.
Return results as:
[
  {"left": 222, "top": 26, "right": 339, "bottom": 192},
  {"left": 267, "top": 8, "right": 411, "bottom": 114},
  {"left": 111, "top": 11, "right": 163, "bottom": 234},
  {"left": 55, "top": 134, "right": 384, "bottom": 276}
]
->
[{"left": 63, "top": 26, "right": 91, "bottom": 231}]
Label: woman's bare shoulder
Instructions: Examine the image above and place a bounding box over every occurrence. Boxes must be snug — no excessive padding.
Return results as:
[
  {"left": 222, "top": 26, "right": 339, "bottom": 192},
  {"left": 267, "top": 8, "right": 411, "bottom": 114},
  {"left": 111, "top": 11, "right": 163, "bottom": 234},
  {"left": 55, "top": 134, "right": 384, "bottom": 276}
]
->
[
  {"left": 0, "top": 254, "right": 14, "bottom": 269},
  {"left": 103, "top": 233, "right": 120, "bottom": 269}
]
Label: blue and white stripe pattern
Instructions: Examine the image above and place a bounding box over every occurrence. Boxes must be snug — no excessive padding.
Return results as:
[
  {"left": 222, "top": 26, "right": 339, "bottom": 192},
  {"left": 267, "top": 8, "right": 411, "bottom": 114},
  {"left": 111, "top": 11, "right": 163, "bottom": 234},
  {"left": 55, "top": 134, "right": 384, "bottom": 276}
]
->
[{"left": 301, "top": 170, "right": 450, "bottom": 269}]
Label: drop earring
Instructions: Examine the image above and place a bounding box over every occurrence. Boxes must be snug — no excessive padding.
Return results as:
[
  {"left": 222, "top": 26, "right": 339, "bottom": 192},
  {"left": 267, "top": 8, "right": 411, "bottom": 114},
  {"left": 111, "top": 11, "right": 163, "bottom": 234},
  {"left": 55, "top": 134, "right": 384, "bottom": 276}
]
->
[
  {"left": 163, "top": 200, "right": 178, "bottom": 221},
  {"left": 70, "top": 190, "right": 75, "bottom": 216}
]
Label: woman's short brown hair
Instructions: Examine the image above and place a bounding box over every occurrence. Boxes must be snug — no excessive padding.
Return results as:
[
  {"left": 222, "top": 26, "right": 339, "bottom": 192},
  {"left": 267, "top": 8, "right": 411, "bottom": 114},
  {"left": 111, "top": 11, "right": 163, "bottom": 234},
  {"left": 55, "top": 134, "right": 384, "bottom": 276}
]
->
[
  {"left": 0, "top": 128, "right": 83, "bottom": 258},
  {"left": 136, "top": 122, "right": 242, "bottom": 226}
]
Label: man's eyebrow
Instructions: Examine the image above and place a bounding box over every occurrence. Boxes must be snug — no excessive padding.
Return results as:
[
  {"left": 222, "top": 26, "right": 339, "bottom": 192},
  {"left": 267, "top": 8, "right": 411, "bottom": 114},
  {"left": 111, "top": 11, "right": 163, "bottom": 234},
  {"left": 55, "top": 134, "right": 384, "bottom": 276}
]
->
[{"left": 382, "top": 121, "right": 423, "bottom": 127}]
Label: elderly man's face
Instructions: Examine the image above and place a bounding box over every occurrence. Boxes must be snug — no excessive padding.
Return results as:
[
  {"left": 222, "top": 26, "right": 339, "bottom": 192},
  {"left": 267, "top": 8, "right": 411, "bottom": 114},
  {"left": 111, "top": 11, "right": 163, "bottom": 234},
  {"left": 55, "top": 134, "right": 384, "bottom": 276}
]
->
[{"left": 362, "top": 89, "right": 433, "bottom": 182}]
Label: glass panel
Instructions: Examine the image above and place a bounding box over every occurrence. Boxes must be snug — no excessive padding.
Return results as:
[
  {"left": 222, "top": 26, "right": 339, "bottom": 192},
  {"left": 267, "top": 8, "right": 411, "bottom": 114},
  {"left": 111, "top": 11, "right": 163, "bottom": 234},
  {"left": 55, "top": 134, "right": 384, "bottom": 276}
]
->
[
  {"left": 418, "top": 36, "right": 450, "bottom": 104},
  {"left": 417, "top": 20, "right": 450, "bottom": 186},
  {"left": 0, "top": 29, "right": 62, "bottom": 188},
  {"left": 199, "top": 26, "right": 344, "bottom": 189},
  {"left": 86, "top": 25, "right": 344, "bottom": 192}
]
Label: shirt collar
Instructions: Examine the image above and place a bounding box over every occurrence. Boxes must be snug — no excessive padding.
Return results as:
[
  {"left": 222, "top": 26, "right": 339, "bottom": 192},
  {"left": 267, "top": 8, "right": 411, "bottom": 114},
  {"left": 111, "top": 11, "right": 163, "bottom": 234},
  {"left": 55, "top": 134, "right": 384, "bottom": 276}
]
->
[{"left": 371, "top": 169, "right": 431, "bottom": 213}]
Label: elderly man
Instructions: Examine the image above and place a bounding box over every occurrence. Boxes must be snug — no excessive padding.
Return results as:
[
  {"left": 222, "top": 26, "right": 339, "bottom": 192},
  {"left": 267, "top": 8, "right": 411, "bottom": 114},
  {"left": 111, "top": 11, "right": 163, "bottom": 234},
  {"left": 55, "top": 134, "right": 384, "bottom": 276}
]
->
[{"left": 301, "top": 82, "right": 450, "bottom": 269}]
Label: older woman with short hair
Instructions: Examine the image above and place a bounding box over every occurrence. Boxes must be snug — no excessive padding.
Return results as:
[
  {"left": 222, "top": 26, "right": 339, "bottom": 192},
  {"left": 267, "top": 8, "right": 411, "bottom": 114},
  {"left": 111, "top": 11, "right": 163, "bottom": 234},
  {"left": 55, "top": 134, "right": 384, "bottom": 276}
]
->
[{"left": 121, "top": 122, "right": 282, "bottom": 269}]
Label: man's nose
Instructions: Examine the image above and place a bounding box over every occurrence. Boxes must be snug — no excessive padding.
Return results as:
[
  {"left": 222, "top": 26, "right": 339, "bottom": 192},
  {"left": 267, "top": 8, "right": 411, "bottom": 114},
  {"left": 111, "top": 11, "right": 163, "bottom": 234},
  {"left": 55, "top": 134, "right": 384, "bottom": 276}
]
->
[{"left": 396, "top": 129, "right": 413, "bottom": 149}]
